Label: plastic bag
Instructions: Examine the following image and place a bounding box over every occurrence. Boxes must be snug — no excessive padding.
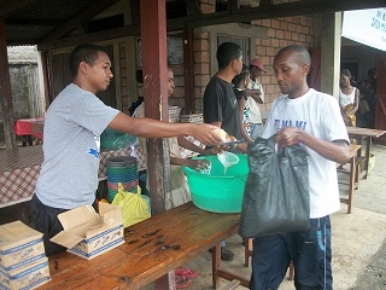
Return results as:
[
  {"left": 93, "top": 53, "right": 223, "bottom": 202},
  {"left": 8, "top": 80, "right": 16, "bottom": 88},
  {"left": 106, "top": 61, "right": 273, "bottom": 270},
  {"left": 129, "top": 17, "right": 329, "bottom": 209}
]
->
[
  {"left": 101, "top": 128, "right": 138, "bottom": 150},
  {"left": 239, "top": 135, "right": 310, "bottom": 238},
  {"left": 112, "top": 183, "right": 151, "bottom": 227}
]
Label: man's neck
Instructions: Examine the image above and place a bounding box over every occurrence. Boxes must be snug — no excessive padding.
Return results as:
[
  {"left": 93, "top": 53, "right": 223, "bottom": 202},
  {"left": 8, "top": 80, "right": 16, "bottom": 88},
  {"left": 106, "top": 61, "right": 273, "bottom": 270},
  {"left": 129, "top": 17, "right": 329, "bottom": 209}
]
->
[{"left": 216, "top": 69, "right": 235, "bottom": 83}]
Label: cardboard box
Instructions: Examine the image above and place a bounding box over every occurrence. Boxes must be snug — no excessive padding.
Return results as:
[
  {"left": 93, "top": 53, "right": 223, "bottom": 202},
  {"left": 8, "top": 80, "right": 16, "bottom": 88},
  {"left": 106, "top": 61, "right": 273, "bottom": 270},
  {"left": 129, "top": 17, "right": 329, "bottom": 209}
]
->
[
  {"left": 0, "top": 257, "right": 50, "bottom": 290},
  {"left": 0, "top": 221, "right": 46, "bottom": 271},
  {"left": 50, "top": 203, "right": 124, "bottom": 260}
]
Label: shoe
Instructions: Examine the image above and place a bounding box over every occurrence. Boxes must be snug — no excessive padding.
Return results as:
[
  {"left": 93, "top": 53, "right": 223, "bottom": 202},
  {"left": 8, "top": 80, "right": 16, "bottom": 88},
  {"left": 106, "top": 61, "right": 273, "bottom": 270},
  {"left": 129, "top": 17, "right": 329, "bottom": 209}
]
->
[
  {"left": 175, "top": 275, "right": 192, "bottom": 289},
  {"left": 209, "top": 247, "right": 235, "bottom": 261},
  {"left": 175, "top": 267, "right": 199, "bottom": 279},
  {"left": 221, "top": 247, "right": 235, "bottom": 261}
]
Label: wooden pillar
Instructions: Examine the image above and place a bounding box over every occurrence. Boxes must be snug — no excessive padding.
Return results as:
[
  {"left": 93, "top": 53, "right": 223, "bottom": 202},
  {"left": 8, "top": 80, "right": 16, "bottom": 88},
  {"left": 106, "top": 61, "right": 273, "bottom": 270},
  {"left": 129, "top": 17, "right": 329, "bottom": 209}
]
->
[
  {"left": 140, "top": 0, "right": 170, "bottom": 214},
  {"left": 0, "top": 19, "right": 17, "bottom": 149},
  {"left": 183, "top": 27, "right": 195, "bottom": 113},
  {"left": 139, "top": 2, "right": 173, "bottom": 288},
  {"left": 320, "top": 12, "right": 341, "bottom": 99}
]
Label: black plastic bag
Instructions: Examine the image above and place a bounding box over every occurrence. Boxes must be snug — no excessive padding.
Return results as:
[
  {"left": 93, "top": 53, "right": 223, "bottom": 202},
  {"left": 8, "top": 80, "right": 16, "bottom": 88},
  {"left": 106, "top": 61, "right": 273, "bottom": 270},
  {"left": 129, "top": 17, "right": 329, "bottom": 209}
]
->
[{"left": 239, "top": 135, "right": 310, "bottom": 238}]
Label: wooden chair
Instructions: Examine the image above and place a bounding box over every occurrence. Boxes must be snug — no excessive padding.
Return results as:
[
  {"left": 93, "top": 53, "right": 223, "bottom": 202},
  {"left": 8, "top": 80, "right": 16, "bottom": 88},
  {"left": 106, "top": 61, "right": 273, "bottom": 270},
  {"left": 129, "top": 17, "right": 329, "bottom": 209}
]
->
[{"left": 338, "top": 144, "right": 361, "bottom": 214}]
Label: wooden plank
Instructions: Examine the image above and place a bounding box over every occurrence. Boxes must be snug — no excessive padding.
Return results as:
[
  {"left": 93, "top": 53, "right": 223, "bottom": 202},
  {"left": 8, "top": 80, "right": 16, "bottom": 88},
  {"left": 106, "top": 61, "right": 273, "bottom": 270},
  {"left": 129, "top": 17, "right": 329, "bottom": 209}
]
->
[
  {"left": 347, "top": 127, "right": 386, "bottom": 138},
  {"left": 0, "top": 19, "right": 17, "bottom": 149},
  {"left": 38, "top": 203, "right": 240, "bottom": 290}
]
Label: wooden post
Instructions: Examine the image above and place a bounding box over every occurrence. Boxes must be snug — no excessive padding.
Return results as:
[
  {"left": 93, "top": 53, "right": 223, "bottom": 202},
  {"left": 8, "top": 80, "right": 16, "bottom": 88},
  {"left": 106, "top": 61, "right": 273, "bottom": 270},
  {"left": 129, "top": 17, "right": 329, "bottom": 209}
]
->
[
  {"left": 183, "top": 27, "right": 195, "bottom": 113},
  {"left": 140, "top": 1, "right": 173, "bottom": 288},
  {"left": 0, "top": 19, "right": 17, "bottom": 149}
]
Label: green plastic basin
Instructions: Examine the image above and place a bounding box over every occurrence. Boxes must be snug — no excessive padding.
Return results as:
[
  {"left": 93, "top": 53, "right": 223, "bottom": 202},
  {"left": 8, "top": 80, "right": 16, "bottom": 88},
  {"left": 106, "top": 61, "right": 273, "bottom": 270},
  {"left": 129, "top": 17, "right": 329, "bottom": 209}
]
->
[{"left": 182, "top": 154, "right": 249, "bottom": 214}]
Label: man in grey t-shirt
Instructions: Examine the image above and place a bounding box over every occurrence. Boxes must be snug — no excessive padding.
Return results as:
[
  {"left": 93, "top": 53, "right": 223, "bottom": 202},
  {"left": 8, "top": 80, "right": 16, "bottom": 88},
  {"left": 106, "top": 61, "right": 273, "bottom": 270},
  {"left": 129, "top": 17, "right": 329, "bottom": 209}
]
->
[{"left": 31, "top": 43, "right": 223, "bottom": 256}]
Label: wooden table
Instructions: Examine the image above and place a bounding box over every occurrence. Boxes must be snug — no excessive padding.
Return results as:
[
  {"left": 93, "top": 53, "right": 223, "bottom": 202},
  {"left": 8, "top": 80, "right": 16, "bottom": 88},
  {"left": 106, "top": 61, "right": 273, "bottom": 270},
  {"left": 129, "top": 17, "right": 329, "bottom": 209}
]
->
[
  {"left": 38, "top": 202, "right": 245, "bottom": 290},
  {"left": 346, "top": 127, "right": 386, "bottom": 180}
]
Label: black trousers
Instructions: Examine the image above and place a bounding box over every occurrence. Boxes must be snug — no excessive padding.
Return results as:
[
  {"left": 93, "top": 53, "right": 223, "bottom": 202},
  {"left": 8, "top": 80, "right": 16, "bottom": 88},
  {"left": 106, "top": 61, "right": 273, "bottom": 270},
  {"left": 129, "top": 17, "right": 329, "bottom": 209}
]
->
[{"left": 29, "top": 195, "right": 69, "bottom": 256}]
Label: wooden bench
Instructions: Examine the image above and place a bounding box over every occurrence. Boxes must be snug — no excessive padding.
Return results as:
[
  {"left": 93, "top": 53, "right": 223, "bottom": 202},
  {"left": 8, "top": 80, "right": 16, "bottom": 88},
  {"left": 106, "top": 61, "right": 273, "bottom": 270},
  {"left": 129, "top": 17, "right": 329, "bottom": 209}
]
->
[{"left": 39, "top": 202, "right": 247, "bottom": 290}]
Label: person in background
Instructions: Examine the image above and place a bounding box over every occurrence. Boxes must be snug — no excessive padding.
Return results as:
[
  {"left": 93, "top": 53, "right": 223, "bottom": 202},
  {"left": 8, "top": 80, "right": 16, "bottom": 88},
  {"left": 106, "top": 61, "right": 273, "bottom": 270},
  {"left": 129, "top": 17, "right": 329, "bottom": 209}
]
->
[
  {"left": 128, "top": 69, "right": 144, "bottom": 116},
  {"left": 136, "top": 66, "right": 220, "bottom": 289},
  {"left": 203, "top": 42, "right": 248, "bottom": 262},
  {"left": 30, "top": 43, "right": 222, "bottom": 258},
  {"left": 339, "top": 69, "right": 360, "bottom": 127},
  {"left": 247, "top": 58, "right": 267, "bottom": 139},
  {"left": 250, "top": 45, "right": 350, "bottom": 290},
  {"left": 357, "top": 68, "right": 377, "bottom": 128},
  {"left": 232, "top": 64, "right": 252, "bottom": 143}
]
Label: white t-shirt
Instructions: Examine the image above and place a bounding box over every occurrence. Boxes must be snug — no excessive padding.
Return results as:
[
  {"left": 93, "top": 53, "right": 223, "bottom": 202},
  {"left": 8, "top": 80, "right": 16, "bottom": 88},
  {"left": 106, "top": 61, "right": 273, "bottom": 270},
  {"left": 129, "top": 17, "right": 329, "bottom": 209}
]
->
[
  {"left": 262, "top": 89, "right": 349, "bottom": 218},
  {"left": 247, "top": 79, "right": 264, "bottom": 124},
  {"left": 339, "top": 87, "right": 357, "bottom": 107}
]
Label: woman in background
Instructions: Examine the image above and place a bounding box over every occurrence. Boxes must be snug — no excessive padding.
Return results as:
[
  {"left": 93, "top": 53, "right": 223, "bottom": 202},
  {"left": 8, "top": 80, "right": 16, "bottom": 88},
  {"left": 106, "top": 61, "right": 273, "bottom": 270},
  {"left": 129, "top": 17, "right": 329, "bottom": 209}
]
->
[{"left": 339, "top": 69, "right": 360, "bottom": 127}]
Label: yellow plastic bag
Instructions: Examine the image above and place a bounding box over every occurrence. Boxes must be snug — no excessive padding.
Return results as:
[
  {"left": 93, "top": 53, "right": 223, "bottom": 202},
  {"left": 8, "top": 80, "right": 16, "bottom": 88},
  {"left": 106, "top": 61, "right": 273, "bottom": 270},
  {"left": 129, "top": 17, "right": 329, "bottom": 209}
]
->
[{"left": 112, "top": 183, "right": 151, "bottom": 227}]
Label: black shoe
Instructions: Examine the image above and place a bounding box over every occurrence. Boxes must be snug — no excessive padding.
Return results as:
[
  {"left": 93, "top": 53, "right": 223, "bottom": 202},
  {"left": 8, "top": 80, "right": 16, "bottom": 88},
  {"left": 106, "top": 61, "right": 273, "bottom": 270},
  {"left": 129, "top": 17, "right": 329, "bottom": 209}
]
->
[{"left": 221, "top": 247, "right": 235, "bottom": 261}]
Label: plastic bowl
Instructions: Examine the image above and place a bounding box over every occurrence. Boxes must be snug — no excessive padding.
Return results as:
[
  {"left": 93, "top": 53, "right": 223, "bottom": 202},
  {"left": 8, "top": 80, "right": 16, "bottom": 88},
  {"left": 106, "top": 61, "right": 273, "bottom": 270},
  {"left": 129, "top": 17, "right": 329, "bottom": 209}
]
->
[{"left": 182, "top": 154, "right": 249, "bottom": 214}]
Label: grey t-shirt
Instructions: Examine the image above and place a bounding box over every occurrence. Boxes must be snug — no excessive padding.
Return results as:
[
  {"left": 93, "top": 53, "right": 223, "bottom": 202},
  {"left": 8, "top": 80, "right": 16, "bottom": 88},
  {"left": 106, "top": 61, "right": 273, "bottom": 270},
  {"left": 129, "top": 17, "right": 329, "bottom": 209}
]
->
[{"left": 35, "top": 84, "right": 119, "bottom": 209}]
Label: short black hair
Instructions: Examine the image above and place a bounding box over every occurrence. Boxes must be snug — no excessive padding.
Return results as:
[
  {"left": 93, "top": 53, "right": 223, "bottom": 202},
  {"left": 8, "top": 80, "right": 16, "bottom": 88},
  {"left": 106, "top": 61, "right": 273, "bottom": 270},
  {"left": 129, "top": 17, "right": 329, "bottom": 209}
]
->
[
  {"left": 69, "top": 43, "right": 109, "bottom": 78},
  {"left": 216, "top": 42, "right": 242, "bottom": 70},
  {"left": 341, "top": 69, "right": 352, "bottom": 79},
  {"left": 275, "top": 45, "right": 311, "bottom": 66}
]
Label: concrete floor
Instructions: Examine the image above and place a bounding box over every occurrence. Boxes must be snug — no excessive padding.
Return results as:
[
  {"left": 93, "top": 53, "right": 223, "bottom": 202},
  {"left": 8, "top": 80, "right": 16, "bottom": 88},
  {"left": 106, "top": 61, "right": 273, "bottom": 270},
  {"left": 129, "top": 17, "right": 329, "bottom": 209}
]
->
[{"left": 144, "top": 143, "right": 386, "bottom": 290}]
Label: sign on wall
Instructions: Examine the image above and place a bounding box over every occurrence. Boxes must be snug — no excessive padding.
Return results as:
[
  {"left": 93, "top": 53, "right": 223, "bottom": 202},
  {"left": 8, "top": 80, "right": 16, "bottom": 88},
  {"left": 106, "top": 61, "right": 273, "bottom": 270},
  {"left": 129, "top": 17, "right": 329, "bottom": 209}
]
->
[{"left": 342, "top": 8, "right": 386, "bottom": 52}]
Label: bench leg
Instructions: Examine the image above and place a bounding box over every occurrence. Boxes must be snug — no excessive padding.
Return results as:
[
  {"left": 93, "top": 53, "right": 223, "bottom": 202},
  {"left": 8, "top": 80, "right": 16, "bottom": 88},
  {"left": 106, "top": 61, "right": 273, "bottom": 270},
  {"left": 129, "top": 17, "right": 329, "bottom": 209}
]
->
[
  {"left": 347, "top": 156, "right": 357, "bottom": 214},
  {"left": 244, "top": 238, "right": 253, "bottom": 267}
]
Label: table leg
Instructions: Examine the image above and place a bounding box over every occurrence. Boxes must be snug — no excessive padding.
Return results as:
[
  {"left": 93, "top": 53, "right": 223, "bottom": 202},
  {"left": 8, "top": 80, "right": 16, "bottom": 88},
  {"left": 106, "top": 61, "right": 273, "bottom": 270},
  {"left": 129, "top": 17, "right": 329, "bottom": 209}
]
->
[
  {"left": 212, "top": 244, "right": 222, "bottom": 288},
  {"left": 363, "top": 137, "right": 372, "bottom": 180}
]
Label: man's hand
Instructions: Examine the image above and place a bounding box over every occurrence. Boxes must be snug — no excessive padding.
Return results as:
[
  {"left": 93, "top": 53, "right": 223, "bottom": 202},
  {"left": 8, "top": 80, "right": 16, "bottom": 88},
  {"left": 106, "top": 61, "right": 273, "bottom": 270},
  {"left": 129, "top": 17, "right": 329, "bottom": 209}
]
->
[
  {"left": 276, "top": 127, "right": 301, "bottom": 146},
  {"left": 191, "top": 124, "right": 224, "bottom": 146}
]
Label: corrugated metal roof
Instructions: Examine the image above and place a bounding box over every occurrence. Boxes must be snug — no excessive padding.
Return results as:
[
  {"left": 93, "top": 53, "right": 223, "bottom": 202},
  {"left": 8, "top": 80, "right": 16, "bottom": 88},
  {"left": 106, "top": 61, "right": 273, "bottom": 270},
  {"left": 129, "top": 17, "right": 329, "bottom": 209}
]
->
[{"left": 4, "top": 0, "right": 98, "bottom": 45}]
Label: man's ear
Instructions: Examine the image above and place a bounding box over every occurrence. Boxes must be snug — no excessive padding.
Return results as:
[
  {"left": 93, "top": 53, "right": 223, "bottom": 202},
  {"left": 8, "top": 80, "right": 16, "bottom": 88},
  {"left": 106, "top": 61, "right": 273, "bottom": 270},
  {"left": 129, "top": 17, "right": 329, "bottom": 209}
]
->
[
  {"left": 302, "top": 64, "right": 310, "bottom": 76},
  {"left": 79, "top": 61, "right": 88, "bottom": 75}
]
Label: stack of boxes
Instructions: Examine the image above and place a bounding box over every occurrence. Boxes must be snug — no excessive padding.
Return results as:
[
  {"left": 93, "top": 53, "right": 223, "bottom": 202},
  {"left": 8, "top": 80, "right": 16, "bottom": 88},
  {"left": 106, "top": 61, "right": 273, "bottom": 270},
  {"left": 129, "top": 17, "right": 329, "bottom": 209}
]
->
[{"left": 0, "top": 221, "right": 51, "bottom": 290}]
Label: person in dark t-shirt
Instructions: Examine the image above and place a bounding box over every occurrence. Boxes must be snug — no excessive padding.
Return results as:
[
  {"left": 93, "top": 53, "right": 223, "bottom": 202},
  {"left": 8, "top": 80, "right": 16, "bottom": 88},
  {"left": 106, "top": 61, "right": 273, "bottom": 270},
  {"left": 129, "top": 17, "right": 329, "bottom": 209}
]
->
[{"left": 203, "top": 42, "right": 248, "bottom": 154}]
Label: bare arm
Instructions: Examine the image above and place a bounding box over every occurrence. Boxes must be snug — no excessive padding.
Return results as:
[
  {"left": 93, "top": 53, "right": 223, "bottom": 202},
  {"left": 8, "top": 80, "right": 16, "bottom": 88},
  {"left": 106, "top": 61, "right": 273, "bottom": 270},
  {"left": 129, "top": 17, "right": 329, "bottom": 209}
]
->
[
  {"left": 237, "top": 98, "right": 252, "bottom": 143},
  {"left": 108, "top": 112, "right": 222, "bottom": 146},
  {"left": 276, "top": 127, "right": 350, "bottom": 164},
  {"left": 246, "top": 89, "right": 263, "bottom": 104}
]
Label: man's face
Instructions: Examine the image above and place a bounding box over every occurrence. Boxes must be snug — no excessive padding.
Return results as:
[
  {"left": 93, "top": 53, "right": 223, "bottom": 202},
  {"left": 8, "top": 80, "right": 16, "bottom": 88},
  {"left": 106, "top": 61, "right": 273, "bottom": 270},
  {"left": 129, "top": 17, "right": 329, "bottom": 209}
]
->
[
  {"left": 273, "top": 50, "right": 308, "bottom": 98},
  {"left": 85, "top": 51, "right": 113, "bottom": 94},
  {"left": 167, "top": 69, "right": 175, "bottom": 98},
  {"left": 250, "top": 66, "right": 263, "bottom": 79},
  {"left": 232, "top": 55, "right": 243, "bottom": 76}
]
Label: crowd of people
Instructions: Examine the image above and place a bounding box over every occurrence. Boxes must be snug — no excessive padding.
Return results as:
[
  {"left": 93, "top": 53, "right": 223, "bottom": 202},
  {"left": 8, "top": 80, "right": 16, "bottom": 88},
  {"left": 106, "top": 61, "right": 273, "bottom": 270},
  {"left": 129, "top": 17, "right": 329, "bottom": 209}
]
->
[{"left": 31, "top": 41, "right": 372, "bottom": 289}]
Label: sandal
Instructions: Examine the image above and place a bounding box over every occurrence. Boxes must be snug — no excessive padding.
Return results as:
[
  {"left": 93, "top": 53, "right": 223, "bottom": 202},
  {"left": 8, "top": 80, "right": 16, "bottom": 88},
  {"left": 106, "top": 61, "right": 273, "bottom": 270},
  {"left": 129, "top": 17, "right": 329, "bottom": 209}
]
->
[
  {"left": 175, "top": 267, "right": 199, "bottom": 279},
  {"left": 175, "top": 275, "right": 192, "bottom": 289}
]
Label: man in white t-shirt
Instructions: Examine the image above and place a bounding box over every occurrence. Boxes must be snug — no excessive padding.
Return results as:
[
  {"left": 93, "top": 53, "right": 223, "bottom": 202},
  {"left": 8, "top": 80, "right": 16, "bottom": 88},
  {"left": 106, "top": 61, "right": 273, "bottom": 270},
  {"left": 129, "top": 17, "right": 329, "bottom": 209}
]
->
[
  {"left": 249, "top": 45, "right": 350, "bottom": 290},
  {"left": 247, "top": 58, "right": 266, "bottom": 139}
]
